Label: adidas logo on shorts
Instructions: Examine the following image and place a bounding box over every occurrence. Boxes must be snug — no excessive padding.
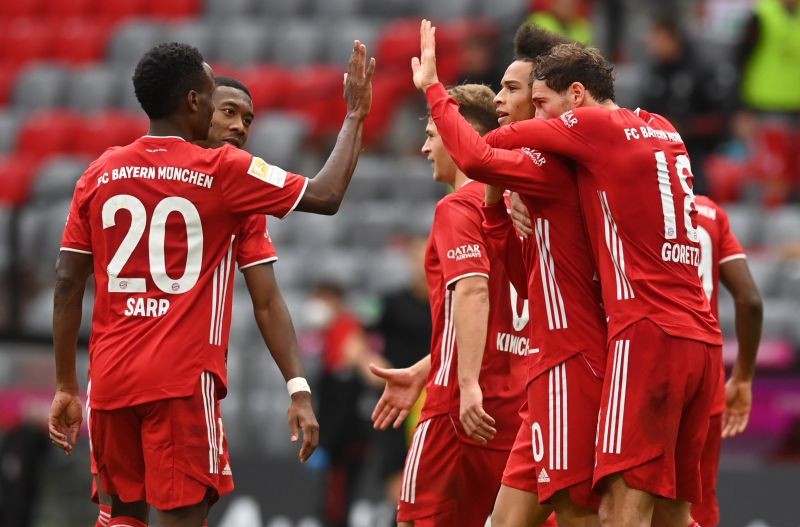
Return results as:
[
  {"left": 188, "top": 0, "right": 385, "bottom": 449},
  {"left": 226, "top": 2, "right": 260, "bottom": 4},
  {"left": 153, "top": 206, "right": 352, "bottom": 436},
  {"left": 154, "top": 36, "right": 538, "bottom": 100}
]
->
[
  {"left": 538, "top": 468, "right": 550, "bottom": 483},
  {"left": 222, "top": 462, "right": 232, "bottom": 476}
]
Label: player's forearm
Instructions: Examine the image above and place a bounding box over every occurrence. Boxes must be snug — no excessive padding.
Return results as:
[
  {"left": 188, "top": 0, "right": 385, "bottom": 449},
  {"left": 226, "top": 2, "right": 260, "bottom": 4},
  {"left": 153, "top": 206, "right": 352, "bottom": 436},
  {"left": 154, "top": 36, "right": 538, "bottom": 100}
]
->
[
  {"left": 732, "top": 293, "right": 762, "bottom": 381},
  {"left": 52, "top": 278, "right": 84, "bottom": 392},
  {"left": 297, "top": 114, "right": 364, "bottom": 215},
  {"left": 453, "top": 282, "right": 489, "bottom": 387},
  {"left": 253, "top": 297, "right": 305, "bottom": 381},
  {"left": 411, "top": 354, "right": 432, "bottom": 379},
  {"left": 483, "top": 203, "right": 528, "bottom": 297}
]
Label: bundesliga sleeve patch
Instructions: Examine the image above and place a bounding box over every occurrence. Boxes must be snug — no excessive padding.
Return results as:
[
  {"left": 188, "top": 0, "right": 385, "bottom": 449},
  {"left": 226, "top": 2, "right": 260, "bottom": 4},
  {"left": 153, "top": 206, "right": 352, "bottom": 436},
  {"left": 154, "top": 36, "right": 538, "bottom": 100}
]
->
[{"left": 247, "top": 156, "right": 287, "bottom": 188}]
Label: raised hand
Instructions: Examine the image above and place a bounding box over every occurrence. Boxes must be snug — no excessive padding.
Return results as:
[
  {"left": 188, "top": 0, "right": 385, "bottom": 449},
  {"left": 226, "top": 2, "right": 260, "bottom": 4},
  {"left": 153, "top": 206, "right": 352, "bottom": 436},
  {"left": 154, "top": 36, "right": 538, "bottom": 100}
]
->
[
  {"left": 344, "top": 40, "right": 376, "bottom": 120},
  {"left": 411, "top": 19, "right": 440, "bottom": 92},
  {"left": 48, "top": 390, "right": 82, "bottom": 455},
  {"left": 287, "top": 391, "right": 320, "bottom": 463},
  {"left": 369, "top": 362, "right": 427, "bottom": 430}
]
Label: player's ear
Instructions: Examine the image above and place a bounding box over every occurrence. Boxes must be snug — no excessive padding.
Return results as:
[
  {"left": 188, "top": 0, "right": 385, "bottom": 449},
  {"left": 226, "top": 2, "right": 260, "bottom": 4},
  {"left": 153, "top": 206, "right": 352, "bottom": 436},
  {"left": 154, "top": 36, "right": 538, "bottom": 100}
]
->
[
  {"left": 187, "top": 90, "right": 200, "bottom": 112},
  {"left": 570, "top": 82, "right": 585, "bottom": 107}
]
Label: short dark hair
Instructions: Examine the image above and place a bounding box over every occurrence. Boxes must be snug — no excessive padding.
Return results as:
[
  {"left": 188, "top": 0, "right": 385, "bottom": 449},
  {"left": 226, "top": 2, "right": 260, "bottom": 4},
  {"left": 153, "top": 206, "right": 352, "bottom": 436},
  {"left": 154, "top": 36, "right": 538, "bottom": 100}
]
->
[
  {"left": 514, "top": 23, "right": 573, "bottom": 62},
  {"left": 133, "top": 42, "right": 208, "bottom": 119},
  {"left": 448, "top": 84, "right": 498, "bottom": 136},
  {"left": 214, "top": 76, "right": 252, "bottom": 100},
  {"left": 534, "top": 43, "right": 616, "bottom": 102}
]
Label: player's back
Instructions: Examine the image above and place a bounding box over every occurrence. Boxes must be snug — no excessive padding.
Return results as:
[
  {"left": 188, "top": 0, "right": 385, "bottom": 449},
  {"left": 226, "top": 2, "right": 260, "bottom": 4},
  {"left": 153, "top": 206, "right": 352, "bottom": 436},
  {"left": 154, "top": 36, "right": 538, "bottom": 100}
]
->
[{"left": 62, "top": 136, "right": 307, "bottom": 409}]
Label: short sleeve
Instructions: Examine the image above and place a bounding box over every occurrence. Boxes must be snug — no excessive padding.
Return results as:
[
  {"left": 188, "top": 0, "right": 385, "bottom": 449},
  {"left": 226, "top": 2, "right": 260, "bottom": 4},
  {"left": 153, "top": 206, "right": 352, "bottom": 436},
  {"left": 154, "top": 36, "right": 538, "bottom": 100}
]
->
[
  {"left": 433, "top": 196, "right": 490, "bottom": 289},
  {"left": 717, "top": 206, "right": 746, "bottom": 264},
  {"left": 217, "top": 145, "right": 308, "bottom": 219},
  {"left": 60, "top": 176, "right": 92, "bottom": 254},
  {"left": 236, "top": 214, "right": 278, "bottom": 270}
]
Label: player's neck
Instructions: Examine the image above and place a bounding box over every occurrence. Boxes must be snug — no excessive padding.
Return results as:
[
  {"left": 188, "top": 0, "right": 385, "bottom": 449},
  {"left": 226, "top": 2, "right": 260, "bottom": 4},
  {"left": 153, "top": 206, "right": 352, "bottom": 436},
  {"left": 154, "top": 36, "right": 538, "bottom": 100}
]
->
[
  {"left": 453, "top": 171, "right": 471, "bottom": 189},
  {"left": 148, "top": 119, "right": 196, "bottom": 142}
]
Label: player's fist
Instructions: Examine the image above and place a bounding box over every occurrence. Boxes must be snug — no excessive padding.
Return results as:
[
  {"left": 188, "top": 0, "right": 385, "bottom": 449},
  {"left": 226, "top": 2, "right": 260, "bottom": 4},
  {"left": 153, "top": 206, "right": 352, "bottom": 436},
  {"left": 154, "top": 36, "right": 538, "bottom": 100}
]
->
[
  {"left": 48, "top": 390, "right": 82, "bottom": 455},
  {"left": 344, "top": 40, "right": 376, "bottom": 120},
  {"left": 411, "top": 19, "right": 440, "bottom": 92}
]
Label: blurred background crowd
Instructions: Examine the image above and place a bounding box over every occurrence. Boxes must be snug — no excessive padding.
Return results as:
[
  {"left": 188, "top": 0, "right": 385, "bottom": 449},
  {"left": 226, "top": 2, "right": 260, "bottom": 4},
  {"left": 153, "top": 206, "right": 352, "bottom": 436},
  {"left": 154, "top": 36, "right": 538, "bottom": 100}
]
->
[{"left": 0, "top": 0, "right": 798, "bottom": 526}]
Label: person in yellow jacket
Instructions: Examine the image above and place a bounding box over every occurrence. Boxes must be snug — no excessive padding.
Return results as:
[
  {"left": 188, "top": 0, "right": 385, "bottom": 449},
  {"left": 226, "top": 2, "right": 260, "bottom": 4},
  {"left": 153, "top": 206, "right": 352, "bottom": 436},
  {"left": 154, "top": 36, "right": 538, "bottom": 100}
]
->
[{"left": 526, "top": 0, "right": 592, "bottom": 45}]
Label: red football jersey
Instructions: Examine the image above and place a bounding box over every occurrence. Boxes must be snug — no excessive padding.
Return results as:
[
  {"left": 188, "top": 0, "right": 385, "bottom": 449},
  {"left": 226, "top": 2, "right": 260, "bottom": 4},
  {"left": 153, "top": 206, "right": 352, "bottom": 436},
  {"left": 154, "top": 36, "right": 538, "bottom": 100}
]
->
[
  {"left": 61, "top": 136, "right": 307, "bottom": 410},
  {"left": 425, "top": 86, "right": 607, "bottom": 380},
  {"left": 421, "top": 180, "right": 529, "bottom": 450},
  {"left": 694, "top": 195, "right": 746, "bottom": 413},
  {"left": 462, "top": 89, "right": 722, "bottom": 346},
  {"left": 236, "top": 215, "right": 278, "bottom": 270}
]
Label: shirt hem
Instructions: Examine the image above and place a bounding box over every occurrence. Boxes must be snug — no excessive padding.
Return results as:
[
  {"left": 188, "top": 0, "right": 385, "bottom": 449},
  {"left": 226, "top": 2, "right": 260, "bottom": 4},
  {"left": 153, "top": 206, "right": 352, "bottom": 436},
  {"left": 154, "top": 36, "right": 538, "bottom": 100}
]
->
[
  {"left": 60, "top": 247, "right": 92, "bottom": 255},
  {"left": 238, "top": 256, "right": 278, "bottom": 271},
  {"left": 445, "top": 272, "right": 489, "bottom": 289},
  {"left": 280, "top": 177, "right": 309, "bottom": 219}
]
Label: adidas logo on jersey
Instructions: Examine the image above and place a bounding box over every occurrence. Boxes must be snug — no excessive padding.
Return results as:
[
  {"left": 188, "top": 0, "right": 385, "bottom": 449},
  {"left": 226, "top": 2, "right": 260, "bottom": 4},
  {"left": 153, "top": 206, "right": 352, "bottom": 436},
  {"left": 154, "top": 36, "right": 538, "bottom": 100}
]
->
[
  {"left": 538, "top": 468, "right": 550, "bottom": 483},
  {"left": 222, "top": 462, "right": 232, "bottom": 476}
]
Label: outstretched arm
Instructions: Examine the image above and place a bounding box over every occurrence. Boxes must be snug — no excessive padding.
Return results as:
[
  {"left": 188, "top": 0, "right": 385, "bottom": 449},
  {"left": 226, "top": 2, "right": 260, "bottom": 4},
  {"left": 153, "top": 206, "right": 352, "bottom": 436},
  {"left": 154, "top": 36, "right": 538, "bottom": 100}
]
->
[
  {"left": 243, "top": 263, "right": 319, "bottom": 463},
  {"left": 370, "top": 356, "right": 431, "bottom": 430},
  {"left": 50, "top": 250, "right": 92, "bottom": 454},
  {"left": 296, "top": 41, "right": 376, "bottom": 214}
]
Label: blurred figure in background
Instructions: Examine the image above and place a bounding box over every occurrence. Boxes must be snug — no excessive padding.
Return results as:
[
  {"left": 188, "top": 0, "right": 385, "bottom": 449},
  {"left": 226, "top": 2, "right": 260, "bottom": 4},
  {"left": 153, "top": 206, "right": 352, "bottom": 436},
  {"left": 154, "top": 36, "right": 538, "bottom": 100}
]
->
[
  {"left": 307, "top": 282, "right": 387, "bottom": 527},
  {"left": 526, "top": 0, "right": 593, "bottom": 45},
  {"left": 372, "top": 234, "right": 431, "bottom": 508},
  {"left": 736, "top": 0, "right": 800, "bottom": 204},
  {"left": 640, "top": 15, "right": 728, "bottom": 194}
]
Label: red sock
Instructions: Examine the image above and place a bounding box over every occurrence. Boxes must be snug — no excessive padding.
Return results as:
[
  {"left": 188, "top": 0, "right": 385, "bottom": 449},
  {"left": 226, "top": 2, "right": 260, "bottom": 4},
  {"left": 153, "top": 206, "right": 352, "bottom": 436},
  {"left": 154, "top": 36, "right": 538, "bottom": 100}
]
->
[
  {"left": 96, "top": 504, "right": 111, "bottom": 527},
  {"left": 108, "top": 517, "right": 147, "bottom": 527}
]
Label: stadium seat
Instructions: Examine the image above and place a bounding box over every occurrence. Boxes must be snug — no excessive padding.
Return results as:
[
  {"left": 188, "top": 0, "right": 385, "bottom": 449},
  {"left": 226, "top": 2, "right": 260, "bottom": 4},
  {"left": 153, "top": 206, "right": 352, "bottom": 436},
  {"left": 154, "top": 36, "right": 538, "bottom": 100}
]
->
[
  {"left": 1, "top": 19, "right": 53, "bottom": 65},
  {"left": 345, "top": 155, "right": 392, "bottom": 201},
  {"left": 364, "top": 245, "right": 414, "bottom": 293},
  {"left": 75, "top": 111, "right": 148, "bottom": 157},
  {"left": 261, "top": 215, "right": 295, "bottom": 246},
  {"left": 0, "top": 111, "right": 21, "bottom": 154},
  {"left": 268, "top": 19, "right": 324, "bottom": 66},
  {"left": 319, "top": 18, "right": 381, "bottom": 65},
  {"left": 0, "top": 63, "right": 22, "bottom": 105},
  {"left": 269, "top": 248, "right": 309, "bottom": 289},
  {"left": 475, "top": 0, "right": 527, "bottom": 24},
  {"left": 16, "top": 110, "right": 82, "bottom": 157},
  {"left": 237, "top": 65, "right": 292, "bottom": 111},
  {"left": 44, "top": 0, "right": 97, "bottom": 19},
  {"left": 763, "top": 206, "right": 800, "bottom": 248},
  {"left": 306, "top": 248, "right": 367, "bottom": 289},
  {"left": 0, "top": 0, "right": 43, "bottom": 19},
  {"left": 253, "top": 0, "right": 309, "bottom": 17},
  {"left": 746, "top": 255, "right": 780, "bottom": 297},
  {"left": 376, "top": 18, "right": 427, "bottom": 72},
  {"left": 51, "top": 19, "right": 112, "bottom": 65},
  {"left": 204, "top": 0, "right": 257, "bottom": 18},
  {"left": 419, "top": 0, "right": 476, "bottom": 20},
  {"left": 64, "top": 66, "right": 120, "bottom": 113},
  {"left": 107, "top": 20, "right": 166, "bottom": 67},
  {"left": 361, "top": 0, "right": 416, "bottom": 17},
  {"left": 724, "top": 203, "right": 762, "bottom": 249},
  {"left": 286, "top": 208, "right": 347, "bottom": 247},
  {"left": 363, "top": 69, "right": 415, "bottom": 145},
  {"left": 0, "top": 154, "right": 40, "bottom": 206},
  {"left": 347, "top": 202, "right": 412, "bottom": 248},
  {"left": 285, "top": 66, "right": 344, "bottom": 138},
  {"left": 143, "top": 0, "right": 201, "bottom": 20},
  {"left": 214, "top": 19, "right": 272, "bottom": 67},
  {"left": 32, "top": 156, "right": 89, "bottom": 202},
  {"left": 310, "top": 0, "right": 363, "bottom": 17},
  {"left": 96, "top": 0, "right": 145, "bottom": 23},
  {"left": 12, "top": 64, "right": 67, "bottom": 112},
  {"left": 162, "top": 22, "right": 216, "bottom": 58},
  {"left": 247, "top": 112, "right": 310, "bottom": 169}
]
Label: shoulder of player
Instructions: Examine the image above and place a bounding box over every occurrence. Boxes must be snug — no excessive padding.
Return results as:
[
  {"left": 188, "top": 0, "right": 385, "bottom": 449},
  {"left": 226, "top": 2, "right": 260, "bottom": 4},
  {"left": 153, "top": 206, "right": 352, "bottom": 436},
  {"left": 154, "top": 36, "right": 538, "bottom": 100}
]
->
[{"left": 693, "top": 194, "right": 726, "bottom": 223}]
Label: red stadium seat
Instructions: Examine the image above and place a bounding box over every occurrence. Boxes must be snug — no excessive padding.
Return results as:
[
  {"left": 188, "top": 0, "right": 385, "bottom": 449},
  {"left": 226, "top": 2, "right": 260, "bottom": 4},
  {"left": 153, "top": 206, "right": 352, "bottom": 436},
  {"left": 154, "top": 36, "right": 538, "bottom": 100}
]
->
[
  {"left": 96, "top": 0, "right": 144, "bottom": 23},
  {"left": 51, "top": 19, "right": 112, "bottom": 64},
  {"left": 0, "top": 62, "right": 23, "bottom": 105},
  {"left": 0, "top": 154, "right": 41, "bottom": 206},
  {"left": 238, "top": 66, "right": 293, "bottom": 112},
  {"left": 16, "top": 110, "right": 83, "bottom": 157},
  {"left": 75, "top": 112, "right": 148, "bottom": 157},
  {"left": 0, "top": 0, "right": 43, "bottom": 19},
  {"left": 44, "top": 0, "right": 97, "bottom": 19},
  {"left": 363, "top": 70, "right": 415, "bottom": 145},
  {"left": 0, "top": 19, "right": 54, "bottom": 65},
  {"left": 143, "top": 0, "right": 201, "bottom": 20},
  {"left": 376, "top": 19, "right": 423, "bottom": 72},
  {"left": 286, "top": 65, "right": 345, "bottom": 139}
]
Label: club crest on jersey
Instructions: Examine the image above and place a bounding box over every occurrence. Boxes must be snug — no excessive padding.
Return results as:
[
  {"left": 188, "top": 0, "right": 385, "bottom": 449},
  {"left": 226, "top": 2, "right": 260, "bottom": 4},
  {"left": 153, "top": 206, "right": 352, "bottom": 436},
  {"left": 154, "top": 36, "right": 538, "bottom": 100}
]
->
[
  {"left": 247, "top": 156, "right": 287, "bottom": 188},
  {"left": 560, "top": 110, "right": 578, "bottom": 128},
  {"left": 521, "top": 147, "right": 546, "bottom": 167},
  {"left": 447, "top": 244, "right": 481, "bottom": 261}
]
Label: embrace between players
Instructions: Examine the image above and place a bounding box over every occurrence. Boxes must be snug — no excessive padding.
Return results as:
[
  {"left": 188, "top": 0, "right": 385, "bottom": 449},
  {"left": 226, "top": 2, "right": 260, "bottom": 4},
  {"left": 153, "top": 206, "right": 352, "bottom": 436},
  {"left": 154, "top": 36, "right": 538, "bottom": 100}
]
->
[{"left": 48, "top": 18, "right": 761, "bottom": 527}]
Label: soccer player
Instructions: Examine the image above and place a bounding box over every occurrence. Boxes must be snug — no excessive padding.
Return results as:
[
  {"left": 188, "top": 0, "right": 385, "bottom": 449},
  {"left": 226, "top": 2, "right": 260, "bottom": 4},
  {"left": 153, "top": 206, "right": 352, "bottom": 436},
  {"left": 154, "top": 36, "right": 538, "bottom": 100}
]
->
[
  {"left": 691, "top": 194, "right": 761, "bottom": 526},
  {"left": 415, "top": 21, "right": 722, "bottom": 527},
  {"left": 48, "top": 41, "right": 374, "bottom": 527},
  {"left": 371, "top": 84, "right": 530, "bottom": 526},
  {"left": 415, "top": 23, "right": 607, "bottom": 527}
]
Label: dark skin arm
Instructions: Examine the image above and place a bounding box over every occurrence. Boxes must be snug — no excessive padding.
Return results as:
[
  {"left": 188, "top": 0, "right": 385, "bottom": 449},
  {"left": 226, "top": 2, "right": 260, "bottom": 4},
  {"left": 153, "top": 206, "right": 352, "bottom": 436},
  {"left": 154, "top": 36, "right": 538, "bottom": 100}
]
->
[
  {"left": 719, "top": 258, "right": 762, "bottom": 438},
  {"left": 242, "top": 263, "right": 319, "bottom": 463},
  {"left": 295, "top": 41, "right": 376, "bottom": 215},
  {"left": 49, "top": 251, "right": 92, "bottom": 454}
]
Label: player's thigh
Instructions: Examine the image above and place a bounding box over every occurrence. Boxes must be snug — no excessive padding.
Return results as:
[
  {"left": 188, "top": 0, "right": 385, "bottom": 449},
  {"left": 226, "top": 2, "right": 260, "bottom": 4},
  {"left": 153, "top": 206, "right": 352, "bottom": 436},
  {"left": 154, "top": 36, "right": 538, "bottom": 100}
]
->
[
  {"left": 492, "top": 484, "right": 554, "bottom": 527},
  {"left": 90, "top": 405, "right": 147, "bottom": 503},
  {"left": 142, "top": 371, "right": 226, "bottom": 511},
  {"left": 397, "top": 416, "right": 460, "bottom": 524},
  {"left": 458, "top": 442, "right": 508, "bottom": 526},
  {"left": 528, "top": 354, "right": 602, "bottom": 510},
  {"left": 501, "top": 418, "right": 538, "bottom": 495}
]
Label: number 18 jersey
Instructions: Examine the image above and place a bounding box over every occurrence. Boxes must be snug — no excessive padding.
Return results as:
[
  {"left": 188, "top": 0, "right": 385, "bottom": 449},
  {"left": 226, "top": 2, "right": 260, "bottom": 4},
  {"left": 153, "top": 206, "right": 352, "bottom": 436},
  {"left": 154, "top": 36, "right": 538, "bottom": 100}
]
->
[{"left": 61, "top": 136, "right": 307, "bottom": 410}]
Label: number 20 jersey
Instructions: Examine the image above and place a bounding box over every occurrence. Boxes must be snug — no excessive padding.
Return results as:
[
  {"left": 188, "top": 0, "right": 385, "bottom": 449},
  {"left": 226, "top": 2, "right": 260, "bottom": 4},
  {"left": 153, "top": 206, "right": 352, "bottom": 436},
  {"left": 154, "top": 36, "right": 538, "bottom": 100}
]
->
[
  {"left": 61, "top": 136, "right": 307, "bottom": 410},
  {"left": 485, "top": 105, "right": 722, "bottom": 346}
]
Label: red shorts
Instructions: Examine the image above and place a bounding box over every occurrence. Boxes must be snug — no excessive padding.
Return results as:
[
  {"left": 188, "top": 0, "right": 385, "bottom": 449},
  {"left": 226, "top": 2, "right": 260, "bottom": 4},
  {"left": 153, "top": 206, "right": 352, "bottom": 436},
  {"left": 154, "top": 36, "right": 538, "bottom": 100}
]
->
[
  {"left": 398, "top": 415, "right": 508, "bottom": 526},
  {"left": 501, "top": 417, "right": 537, "bottom": 494},
  {"left": 594, "top": 319, "right": 720, "bottom": 503},
  {"left": 691, "top": 412, "right": 722, "bottom": 527},
  {"left": 527, "top": 354, "right": 602, "bottom": 510},
  {"left": 89, "top": 372, "right": 234, "bottom": 510}
]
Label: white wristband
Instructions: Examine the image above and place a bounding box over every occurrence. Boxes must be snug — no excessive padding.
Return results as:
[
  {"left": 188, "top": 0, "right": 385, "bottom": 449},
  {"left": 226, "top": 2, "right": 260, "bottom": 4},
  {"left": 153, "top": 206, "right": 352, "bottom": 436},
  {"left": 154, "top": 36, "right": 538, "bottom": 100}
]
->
[{"left": 287, "top": 377, "right": 311, "bottom": 396}]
